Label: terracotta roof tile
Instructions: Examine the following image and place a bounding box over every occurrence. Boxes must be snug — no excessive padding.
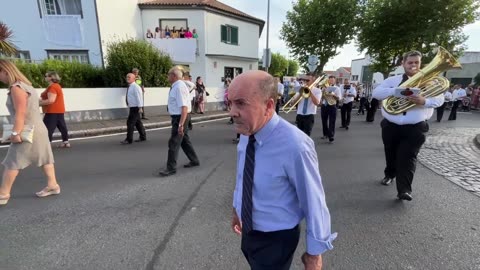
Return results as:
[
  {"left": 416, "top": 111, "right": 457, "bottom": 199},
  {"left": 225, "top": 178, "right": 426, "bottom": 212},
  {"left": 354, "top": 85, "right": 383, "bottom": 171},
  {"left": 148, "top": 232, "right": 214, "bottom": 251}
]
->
[{"left": 139, "top": 0, "right": 264, "bottom": 24}]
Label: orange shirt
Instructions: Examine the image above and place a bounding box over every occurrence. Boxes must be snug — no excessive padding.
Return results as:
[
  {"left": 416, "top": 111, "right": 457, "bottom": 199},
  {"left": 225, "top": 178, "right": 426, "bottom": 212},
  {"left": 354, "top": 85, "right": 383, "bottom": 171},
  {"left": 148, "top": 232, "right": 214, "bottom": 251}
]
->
[{"left": 41, "top": 83, "right": 65, "bottom": 113}]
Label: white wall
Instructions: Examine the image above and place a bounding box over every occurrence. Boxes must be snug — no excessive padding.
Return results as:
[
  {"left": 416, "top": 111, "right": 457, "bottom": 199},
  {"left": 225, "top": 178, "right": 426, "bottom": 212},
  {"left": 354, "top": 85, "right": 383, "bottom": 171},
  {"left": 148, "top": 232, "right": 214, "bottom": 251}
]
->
[
  {"left": 95, "top": 0, "right": 143, "bottom": 64},
  {"left": 205, "top": 13, "right": 259, "bottom": 59},
  {"left": 0, "top": 0, "right": 103, "bottom": 65},
  {"left": 205, "top": 57, "right": 256, "bottom": 88},
  {"left": 0, "top": 87, "right": 225, "bottom": 117},
  {"left": 459, "top": 52, "right": 480, "bottom": 64}
]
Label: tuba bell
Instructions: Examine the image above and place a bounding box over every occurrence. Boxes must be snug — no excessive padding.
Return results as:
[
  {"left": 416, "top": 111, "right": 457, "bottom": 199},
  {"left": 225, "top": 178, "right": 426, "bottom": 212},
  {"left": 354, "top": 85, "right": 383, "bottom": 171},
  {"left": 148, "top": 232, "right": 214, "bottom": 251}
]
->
[
  {"left": 282, "top": 74, "right": 328, "bottom": 113},
  {"left": 383, "top": 47, "right": 462, "bottom": 115}
]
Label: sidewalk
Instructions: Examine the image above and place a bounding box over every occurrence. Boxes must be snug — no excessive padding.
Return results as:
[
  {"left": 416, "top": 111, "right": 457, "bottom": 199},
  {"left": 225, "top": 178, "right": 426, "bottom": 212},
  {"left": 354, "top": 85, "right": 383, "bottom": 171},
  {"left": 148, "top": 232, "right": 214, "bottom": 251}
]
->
[{"left": 53, "top": 110, "right": 230, "bottom": 140}]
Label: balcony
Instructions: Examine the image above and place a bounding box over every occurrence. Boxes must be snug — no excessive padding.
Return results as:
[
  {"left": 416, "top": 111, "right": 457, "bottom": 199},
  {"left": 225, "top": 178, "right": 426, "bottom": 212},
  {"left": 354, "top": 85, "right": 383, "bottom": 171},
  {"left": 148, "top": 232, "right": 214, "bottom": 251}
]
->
[{"left": 148, "top": 38, "right": 198, "bottom": 64}]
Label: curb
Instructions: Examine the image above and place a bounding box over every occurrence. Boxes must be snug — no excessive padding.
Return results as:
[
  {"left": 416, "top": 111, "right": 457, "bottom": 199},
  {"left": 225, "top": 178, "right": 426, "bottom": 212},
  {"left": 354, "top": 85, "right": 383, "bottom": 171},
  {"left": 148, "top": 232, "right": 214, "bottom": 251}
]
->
[
  {"left": 474, "top": 134, "right": 480, "bottom": 150},
  {"left": 53, "top": 113, "right": 230, "bottom": 140}
]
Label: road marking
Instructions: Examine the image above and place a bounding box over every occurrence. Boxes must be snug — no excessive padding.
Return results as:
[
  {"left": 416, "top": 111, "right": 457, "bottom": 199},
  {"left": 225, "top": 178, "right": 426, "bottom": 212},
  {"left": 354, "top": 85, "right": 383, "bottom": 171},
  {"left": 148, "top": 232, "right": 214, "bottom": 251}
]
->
[{"left": 0, "top": 117, "right": 231, "bottom": 149}]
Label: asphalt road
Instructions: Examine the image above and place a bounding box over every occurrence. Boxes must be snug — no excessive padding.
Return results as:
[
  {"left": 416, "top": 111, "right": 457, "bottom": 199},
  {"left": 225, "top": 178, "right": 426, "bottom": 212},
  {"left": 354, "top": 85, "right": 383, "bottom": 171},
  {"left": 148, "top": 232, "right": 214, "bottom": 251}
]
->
[{"left": 0, "top": 111, "right": 479, "bottom": 270}]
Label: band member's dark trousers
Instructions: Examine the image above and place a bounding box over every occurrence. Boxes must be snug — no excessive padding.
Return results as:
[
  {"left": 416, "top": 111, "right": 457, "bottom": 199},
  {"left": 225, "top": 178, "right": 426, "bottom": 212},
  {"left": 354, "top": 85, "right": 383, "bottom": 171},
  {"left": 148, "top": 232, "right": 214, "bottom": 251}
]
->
[
  {"left": 126, "top": 107, "right": 146, "bottom": 143},
  {"left": 341, "top": 102, "right": 353, "bottom": 127},
  {"left": 241, "top": 225, "right": 300, "bottom": 270},
  {"left": 321, "top": 104, "right": 337, "bottom": 139},
  {"left": 381, "top": 119, "right": 428, "bottom": 194},
  {"left": 448, "top": 100, "right": 461, "bottom": 120},
  {"left": 43, "top": 113, "right": 69, "bottom": 142},
  {"left": 358, "top": 97, "right": 366, "bottom": 115},
  {"left": 295, "top": 114, "right": 314, "bottom": 136},
  {"left": 366, "top": 98, "right": 379, "bottom": 122},
  {"left": 436, "top": 102, "right": 447, "bottom": 122},
  {"left": 275, "top": 101, "right": 280, "bottom": 114},
  {"left": 167, "top": 115, "right": 199, "bottom": 171},
  {"left": 141, "top": 91, "right": 146, "bottom": 118}
]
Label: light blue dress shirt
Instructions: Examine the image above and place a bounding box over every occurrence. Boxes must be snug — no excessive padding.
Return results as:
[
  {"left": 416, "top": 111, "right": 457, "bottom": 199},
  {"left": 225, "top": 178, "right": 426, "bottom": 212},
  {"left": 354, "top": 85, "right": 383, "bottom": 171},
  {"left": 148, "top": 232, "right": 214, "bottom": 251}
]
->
[{"left": 233, "top": 113, "right": 337, "bottom": 255}]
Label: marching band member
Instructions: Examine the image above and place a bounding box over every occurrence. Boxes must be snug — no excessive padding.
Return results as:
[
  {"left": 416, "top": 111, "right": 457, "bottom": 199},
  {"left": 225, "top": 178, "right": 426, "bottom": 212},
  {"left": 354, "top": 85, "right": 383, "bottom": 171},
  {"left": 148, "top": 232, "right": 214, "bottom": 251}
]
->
[
  {"left": 340, "top": 79, "right": 357, "bottom": 130},
  {"left": 448, "top": 84, "right": 466, "bottom": 121},
  {"left": 286, "top": 74, "right": 322, "bottom": 136},
  {"left": 436, "top": 90, "right": 452, "bottom": 122},
  {"left": 320, "top": 76, "right": 342, "bottom": 143},
  {"left": 276, "top": 77, "right": 284, "bottom": 114},
  {"left": 372, "top": 50, "right": 444, "bottom": 201}
]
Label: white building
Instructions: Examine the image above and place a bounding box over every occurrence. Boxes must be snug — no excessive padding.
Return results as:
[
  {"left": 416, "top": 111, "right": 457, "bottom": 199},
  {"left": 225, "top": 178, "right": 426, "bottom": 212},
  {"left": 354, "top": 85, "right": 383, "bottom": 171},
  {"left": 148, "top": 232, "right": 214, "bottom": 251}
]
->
[
  {"left": 0, "top": 0, "right": 264, "bottom": 87},
  {"left": 350, "top": 55, "right": 402, "bottom": 86}
]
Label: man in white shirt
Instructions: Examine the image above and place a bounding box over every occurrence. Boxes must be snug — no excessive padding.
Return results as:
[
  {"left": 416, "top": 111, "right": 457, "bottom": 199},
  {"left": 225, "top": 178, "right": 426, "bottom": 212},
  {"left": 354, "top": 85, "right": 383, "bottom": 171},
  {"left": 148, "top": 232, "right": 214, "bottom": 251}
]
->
[
  {"left": 340, "top": 79, "right": 357, "bottom": 130},
  {"left": 372, "top": 50, "right": 444, "bottom": 201},
  {"left": 286, "top": 74, "right": 322, "bottom": 136},
  {"left": 121, "top": 73, "right": 146, "bottom": 144},
  {"left": 448, "top": 84, "right": 466, "bottom": 120},
  {"left": 157, "top": 66, "right": 200, "bottom": 177},
  {"left": 276, "top": 77, "right": 285, "bottom": 114},
  {"left": 436, "top": 90, "right": 452, "bottom": 122},
  {"left": 320, "top": 76, "right": 342, "bottom": 143}
]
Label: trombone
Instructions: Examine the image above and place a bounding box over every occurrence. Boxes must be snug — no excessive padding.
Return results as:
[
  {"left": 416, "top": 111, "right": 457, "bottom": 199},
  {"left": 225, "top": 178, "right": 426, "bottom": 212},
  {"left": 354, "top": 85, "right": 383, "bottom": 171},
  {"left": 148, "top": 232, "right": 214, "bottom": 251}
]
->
[{"left": 282, "top": 74, "right": 329, "bottom": 113}]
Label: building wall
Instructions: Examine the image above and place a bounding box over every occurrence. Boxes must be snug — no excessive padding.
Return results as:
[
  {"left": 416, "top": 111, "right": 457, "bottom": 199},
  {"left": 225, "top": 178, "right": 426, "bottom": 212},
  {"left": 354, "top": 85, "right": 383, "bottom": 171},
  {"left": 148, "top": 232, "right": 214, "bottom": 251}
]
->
[
  {"left": 205, "top": 12, "right": 259, "bottom": 59},
  {"left": 205, "top": 57, "right": 256, "bottom": 89},
  {"left": 458, "top": 52, "right": 480, "bottom": 64},
  {"left": 95, "top": 0, "right": 143, "bottom": 65},
  {"left": 446, "top": 63, "right": 480, "bottom": 84},
  {"left": 0, "top": 0, "right": 103, "bottom": 65}
]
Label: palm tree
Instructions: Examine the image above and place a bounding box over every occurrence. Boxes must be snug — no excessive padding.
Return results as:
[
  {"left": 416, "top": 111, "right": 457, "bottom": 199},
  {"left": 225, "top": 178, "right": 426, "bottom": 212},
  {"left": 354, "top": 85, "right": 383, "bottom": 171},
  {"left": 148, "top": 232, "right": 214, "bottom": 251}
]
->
[{"left": 0, "top": 21, "right": 17, "bottom": 56}]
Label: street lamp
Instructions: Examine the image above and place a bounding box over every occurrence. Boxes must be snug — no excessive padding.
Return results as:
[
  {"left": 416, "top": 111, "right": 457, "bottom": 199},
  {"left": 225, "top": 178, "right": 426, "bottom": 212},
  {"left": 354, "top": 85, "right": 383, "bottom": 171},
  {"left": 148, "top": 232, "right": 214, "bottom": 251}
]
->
[{"left": 265, "top": 0, "right": 270, "bottom": 73}]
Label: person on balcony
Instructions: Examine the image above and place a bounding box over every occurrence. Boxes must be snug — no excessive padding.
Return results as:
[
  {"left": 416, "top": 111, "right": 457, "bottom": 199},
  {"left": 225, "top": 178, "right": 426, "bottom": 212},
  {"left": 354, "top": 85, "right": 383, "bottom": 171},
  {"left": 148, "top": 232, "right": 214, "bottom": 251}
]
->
[
  {"left": 171, "top": 26, "right": 179, "bottom": 38},
  {"left": 192, "top": 29, "right": 198, "bottom": 39},
  {"left": 146, "top": 29, "right": 153, "bottom": 39},
  {"left": 164, "top": 26, "right": 171, "bottom": 39},
  {"left": 179, "top": 27, "right": 186, "bottom": 38},
  {"left": 185, "top": 28, "right": 193, "bottom": 39}
]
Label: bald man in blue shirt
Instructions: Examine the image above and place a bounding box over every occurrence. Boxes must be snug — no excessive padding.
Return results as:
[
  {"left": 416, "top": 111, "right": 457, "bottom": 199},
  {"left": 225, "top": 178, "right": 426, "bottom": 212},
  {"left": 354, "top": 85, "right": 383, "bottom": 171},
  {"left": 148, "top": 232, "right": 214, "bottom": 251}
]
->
[{"left": 228, "top": 70, "right": 336, "bottom": 270}]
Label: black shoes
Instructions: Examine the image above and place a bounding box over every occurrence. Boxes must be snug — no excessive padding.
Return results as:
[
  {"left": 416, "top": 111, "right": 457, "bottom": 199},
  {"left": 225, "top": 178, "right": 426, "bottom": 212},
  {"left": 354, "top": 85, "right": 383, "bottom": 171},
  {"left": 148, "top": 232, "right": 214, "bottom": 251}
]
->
[
  {"left": 397, "top": 192, "right": 413, "bottom": 201},
  {"left": 157, "top": 169, "right": 177, "bottom": 177},
  {"left": 120, "top": 140, "right": 132, "bottom": 145},
  {"left": 381, "top": 177, "right": 394, "bottom": 186},
  {"left": 134, "top": 138, "right": 147, "bottom": 142},
  {"left": 184, "top": 162, "right": 200, "bottom": 168},
  {"left": 329, "top": 137, "right": 334, "bottom": 143},
  {"left": 346, "top": 126, "right": 349, "bottom": 130}
]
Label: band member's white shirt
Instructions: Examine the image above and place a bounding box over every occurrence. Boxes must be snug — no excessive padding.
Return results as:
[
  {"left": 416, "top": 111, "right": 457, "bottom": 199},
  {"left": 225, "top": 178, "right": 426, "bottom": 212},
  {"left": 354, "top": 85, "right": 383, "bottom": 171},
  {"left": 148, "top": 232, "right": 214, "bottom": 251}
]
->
[
  {"left": 452, "top": 88, "right": 466, "bottom": 101},
  {"left": 294, "top": 87, "right": 322, "bottom": 115},
  {"left": 444, "top": 91, "right": 452, "bottom": 102},
  {"left": 277, "top": 83, "right": 284, "bottom": 99},
  {"left": 372, "top": 74, "right": 444, "bottom": 125},
  {"left": 341, "top": 85, "right": 357, "bottom": 104},
  {"left": 322, "top": 86, "right": 342, "bottom": 106}
]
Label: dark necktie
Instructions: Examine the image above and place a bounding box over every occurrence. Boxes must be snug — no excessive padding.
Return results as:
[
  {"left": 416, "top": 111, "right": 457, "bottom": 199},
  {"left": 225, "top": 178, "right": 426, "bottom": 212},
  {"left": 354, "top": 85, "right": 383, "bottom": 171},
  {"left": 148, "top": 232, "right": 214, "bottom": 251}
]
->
[{"left": 241, "top": 135, "right": 256, "bottom": 234}]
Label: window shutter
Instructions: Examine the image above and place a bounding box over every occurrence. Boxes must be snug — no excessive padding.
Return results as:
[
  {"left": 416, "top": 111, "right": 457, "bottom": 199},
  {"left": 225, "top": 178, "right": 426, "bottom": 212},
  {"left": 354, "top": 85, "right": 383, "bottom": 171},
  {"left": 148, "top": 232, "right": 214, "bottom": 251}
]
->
[
  {"left": 221, "top": 25, "right": 227, "bottom": 42},
  {"left": 231, "top": 27, "right": 238, "bottom": 45}
]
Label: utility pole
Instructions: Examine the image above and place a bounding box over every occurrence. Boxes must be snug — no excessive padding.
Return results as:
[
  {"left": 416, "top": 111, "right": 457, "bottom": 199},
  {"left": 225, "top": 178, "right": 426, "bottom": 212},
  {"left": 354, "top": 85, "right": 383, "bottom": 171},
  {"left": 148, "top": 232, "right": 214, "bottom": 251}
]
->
[{"left": 265, "top": 0, "right": 270, "bottom": 73}]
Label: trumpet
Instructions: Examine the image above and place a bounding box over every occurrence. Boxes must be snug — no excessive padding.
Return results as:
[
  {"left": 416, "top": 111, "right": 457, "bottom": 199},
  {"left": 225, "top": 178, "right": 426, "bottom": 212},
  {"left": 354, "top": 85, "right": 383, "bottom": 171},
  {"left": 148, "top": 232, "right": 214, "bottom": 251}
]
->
[{"left": 282, "top": 74, "right": 328, "bottom": 113}]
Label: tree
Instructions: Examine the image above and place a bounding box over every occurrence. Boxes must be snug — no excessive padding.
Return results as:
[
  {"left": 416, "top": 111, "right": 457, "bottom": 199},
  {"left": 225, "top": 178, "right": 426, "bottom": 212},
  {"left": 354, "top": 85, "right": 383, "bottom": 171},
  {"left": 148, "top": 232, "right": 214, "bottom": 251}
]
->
[
  {"left": 104, "top": 39, "right": 172, "bottom": 87},
  {"left": 286, "top": 60, "right": 299, "bottom": 76},
  {"left": 281, "top": 0, "right": 360, "bottom": 74},
  {"left": 0, "top": 21, "right": 17, "bottom": 56},
  {"left": 357, "top": 0, "right": 479, "bottom": 78},
  {"left": 268, "top": 53, "right": 289, "bottom": 77},
  {"left": 474, "top": 73, "right": 480, "bottom": 86}
]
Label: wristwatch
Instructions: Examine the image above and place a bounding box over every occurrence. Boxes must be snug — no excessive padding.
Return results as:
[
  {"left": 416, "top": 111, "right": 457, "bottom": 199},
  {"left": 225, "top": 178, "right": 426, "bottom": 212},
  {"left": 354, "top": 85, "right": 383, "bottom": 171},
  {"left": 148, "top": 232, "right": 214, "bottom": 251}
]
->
[
  {"left": 11, "top": 131, "right": 19, "bottom": 136},
  {"left": 178, "top": 124, "right": 184, "bottom": 127}
]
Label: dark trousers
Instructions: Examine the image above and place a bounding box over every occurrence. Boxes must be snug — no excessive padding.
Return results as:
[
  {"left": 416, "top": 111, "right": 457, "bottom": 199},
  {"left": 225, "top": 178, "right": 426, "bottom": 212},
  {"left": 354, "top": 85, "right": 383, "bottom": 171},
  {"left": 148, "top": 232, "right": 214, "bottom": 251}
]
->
[
  {"left": 448, "top": 100, "right": 461, "bottom": 120},
  {"left": 241, "top": 225, "right": 300, "bottom": 270},
  {"left": 126, "top": 107, "right": 146, "bottom": 143},
  {"left": 295, "top": 114, "right": 314, "bottom": 136},
  {"left": 166, "top": 115, "right": 199, "bottom": 171},
  {"left": 381, "top": 119, "right": 428, "bottom": 194},
  {"left": 43, "top": 113, "right": 69, "bottom": 142},
  {"left": 141, "top": 91, "right": 146, "bottom": 119},
  {"left": 436, "top": 102, "right": 447, "bottom": 122},
  {"left": 358, "top": 97, "right": 366, "bottom": 115},
  {"left": 275, "top": 101, "right": 280, "bottom": 114},
  {"left": 341, "top": 102, "right": 353, "bottom": 127},
  {"left": 321, "top": 104, "right": 337, "bottom": 139},
  {"left": 366, "top": 98, "right": 379, "bottom": 122}
]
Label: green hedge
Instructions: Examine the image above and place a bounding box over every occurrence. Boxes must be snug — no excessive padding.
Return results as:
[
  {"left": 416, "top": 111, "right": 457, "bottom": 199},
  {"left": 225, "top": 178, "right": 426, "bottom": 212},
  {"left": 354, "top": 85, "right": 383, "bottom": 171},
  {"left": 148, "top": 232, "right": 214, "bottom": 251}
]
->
[
  {"left": 0, "top": 39, "right": 173, "bottom": 89},
  {"left": 104, "top": 39, "right": 173, "bottom": 87}
]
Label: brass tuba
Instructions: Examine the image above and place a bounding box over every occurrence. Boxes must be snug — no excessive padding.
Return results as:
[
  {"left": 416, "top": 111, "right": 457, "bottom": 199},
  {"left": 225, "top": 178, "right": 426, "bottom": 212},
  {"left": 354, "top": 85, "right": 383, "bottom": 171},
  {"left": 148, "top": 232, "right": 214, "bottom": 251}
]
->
[
  {"left": 282, "top": 74, "right": 328, "bottom": 113},
  {"left": 382, "top": 47, "right": 462, "bottom": 115}
]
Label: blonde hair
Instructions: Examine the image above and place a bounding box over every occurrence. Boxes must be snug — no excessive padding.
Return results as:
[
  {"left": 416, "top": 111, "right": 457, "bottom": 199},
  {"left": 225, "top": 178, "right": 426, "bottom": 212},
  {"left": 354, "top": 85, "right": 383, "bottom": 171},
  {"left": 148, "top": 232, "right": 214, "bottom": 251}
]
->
[
  {"left": 0, "top": 59, "right": 32, "bottom": 86},
  {"left": 169, "top": 65, "right": 184, "bottom": 79},
  {"left": 46, "top": 71, "right": 61, "bottom": 83}
]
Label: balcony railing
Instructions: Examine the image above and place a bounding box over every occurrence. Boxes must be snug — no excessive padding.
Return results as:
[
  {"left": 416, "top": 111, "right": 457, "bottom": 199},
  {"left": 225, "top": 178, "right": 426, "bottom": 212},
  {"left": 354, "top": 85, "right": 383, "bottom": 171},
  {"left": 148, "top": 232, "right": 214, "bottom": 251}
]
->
[{"left": 148, "top": 38, "right": 198, "bottom": 63}]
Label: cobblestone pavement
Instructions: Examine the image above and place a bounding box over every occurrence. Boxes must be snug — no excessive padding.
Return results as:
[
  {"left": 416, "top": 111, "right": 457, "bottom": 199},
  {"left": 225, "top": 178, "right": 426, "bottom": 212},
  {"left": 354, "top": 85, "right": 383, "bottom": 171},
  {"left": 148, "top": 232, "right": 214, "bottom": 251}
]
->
[{"left": 419, "top": 126, "right": 480, "bottom": 197}]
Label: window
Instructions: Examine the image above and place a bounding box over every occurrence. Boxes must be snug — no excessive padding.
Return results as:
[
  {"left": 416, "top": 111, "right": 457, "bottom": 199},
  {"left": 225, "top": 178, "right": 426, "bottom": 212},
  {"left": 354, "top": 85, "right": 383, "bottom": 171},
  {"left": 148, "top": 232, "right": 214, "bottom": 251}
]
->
[
  {"left": 47, "top": 50, "right": 89, "bottom": 64},
  {"left": 40, "top": 0, "right": 83, "bottom": 17},
  {"left": 351, "top": 75, "right": 359, "bottom": 81},
  {"left": 221, "top": 25, "right": 238, "bottom": 45}
]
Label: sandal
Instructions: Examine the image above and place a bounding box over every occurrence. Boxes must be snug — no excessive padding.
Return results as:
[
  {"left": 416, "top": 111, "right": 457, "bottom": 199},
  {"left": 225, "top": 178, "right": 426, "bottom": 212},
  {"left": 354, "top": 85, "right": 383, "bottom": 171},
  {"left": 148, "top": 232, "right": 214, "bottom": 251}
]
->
[
  {"left": 36, "top": 185, "right": 61, "bottom": 198},
  {"left": 0, "top": 193, "right": 10, "bottom": 205},
  {"left": 58, "top": 142, "right": 71, "bottom": 148}
]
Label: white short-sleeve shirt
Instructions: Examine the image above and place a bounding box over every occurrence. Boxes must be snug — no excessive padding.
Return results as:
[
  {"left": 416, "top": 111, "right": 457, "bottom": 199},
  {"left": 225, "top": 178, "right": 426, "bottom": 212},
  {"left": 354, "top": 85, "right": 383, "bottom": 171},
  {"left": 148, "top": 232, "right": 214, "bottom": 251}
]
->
[{"left": 168, "top": 80, "right": 191, "bottom": 115}]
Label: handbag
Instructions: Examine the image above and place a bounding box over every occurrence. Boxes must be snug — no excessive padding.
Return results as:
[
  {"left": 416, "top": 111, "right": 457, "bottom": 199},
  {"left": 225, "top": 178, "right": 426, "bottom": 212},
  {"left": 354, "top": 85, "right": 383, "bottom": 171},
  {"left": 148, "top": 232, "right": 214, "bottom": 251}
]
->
[{"left": 1, "top": 124, "right": 35, "bottom": 143}]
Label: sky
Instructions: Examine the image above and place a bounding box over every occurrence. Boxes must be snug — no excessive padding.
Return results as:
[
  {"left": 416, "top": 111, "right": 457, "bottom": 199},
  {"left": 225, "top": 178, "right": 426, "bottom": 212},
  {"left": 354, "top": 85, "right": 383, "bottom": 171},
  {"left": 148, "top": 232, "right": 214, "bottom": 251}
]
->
[{"left": 219, "top": 0, "right": 480, "bottom": 71}]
